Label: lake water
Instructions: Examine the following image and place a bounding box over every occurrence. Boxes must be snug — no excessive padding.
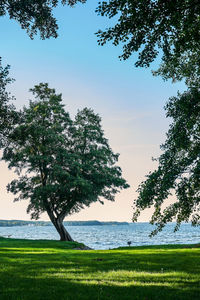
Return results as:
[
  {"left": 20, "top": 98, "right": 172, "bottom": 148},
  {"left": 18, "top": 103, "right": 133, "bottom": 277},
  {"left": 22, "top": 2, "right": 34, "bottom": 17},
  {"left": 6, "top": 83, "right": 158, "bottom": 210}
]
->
[{"left": 0, "top": 223, "right": 199, "bottom": 250}]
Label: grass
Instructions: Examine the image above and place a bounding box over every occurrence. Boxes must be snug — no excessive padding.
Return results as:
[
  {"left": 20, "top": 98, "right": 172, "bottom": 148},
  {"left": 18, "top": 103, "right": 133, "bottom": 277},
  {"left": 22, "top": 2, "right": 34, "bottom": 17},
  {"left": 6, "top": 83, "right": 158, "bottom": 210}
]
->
[{"left": 0, "top": 237, "right": 199, "bottom": 299}]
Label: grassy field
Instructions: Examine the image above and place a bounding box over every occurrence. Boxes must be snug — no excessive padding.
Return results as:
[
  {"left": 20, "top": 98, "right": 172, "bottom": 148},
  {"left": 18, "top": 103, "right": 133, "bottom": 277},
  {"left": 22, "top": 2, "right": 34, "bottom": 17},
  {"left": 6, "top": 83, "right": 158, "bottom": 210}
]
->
[{"left": 0, "top": 237, "right": 199, "bottom": 300}]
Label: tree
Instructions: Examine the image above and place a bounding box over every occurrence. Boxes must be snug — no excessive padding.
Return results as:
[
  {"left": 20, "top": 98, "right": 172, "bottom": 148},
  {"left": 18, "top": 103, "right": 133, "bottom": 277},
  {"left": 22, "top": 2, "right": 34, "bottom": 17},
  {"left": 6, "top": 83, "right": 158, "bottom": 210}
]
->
[
  {"left": 0, "top": 0, "right": 86, "bottom": 39},
  {"left": 0, "top": 59, "right": 17, "bottom": 148},
  {"left": 95, "top": 0, "right": 200, "bottom": 232},
  {"left": 133, "top": 87, "right": 200, "bottom": 235},
  {"left": 3, "top": 83, "right": 129, "bottom": 241},
  {"left": 96, "top": 0, "right": 200, "bottom": 83}
]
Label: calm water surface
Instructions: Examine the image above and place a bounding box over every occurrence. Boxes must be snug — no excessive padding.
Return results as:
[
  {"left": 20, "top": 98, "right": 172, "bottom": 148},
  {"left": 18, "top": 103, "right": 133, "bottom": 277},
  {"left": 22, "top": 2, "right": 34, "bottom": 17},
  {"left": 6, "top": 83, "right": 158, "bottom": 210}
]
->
[{"left": 0, "top": 223, "right": 199, "bottom": 250}]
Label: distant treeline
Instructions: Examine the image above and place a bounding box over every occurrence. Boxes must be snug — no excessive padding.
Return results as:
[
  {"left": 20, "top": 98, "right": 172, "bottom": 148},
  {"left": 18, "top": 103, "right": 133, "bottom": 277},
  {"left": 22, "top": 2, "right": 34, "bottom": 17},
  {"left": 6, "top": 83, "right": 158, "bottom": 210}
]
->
[
  {"left": 0, "top": 220, "right": 129, "bottom": 227},
  {"left": 0, "top": 220, "right": 49, "bottom": 227},
  {"left": 64, "top": 221, "right": 129, "bottom": 226}
]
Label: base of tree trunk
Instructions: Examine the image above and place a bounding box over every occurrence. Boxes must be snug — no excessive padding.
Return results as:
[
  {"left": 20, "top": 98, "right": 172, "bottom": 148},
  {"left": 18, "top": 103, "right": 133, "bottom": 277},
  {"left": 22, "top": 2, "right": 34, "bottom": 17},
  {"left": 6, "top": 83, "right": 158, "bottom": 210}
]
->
[
  {"left": 53, "top": 218, "right": 74, "bottom": 241},
  {"left": 59, "top": 231, "right": 73, "bottom": 242}
]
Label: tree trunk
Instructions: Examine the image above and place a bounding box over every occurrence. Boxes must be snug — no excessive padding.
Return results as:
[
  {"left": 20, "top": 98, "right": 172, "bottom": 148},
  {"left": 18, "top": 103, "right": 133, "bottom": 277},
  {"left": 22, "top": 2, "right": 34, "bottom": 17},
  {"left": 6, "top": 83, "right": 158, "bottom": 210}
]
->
[
  {"left": 55, "top": 218, "right": 73, "bottom": 241},
  {"left": 45, "top": 208, "right": 73, "bottom": 241},
  {"left": 53, "top": 217, "right": 73, "bottom": 241}
]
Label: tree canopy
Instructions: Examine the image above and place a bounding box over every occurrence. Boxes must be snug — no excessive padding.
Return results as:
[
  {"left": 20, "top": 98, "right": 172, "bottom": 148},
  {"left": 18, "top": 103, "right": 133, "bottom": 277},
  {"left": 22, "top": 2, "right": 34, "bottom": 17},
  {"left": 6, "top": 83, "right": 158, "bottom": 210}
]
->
[
  {"left": 0, "top": 0, "right": 86, "bottom": 39},
  {"left": 3, "top": 83, "right": 129, "bottom": 241},
  {"left": 0, "top": 59, "right": 17, "bottom": 148},
  {"left": 96, "top": 0, "right": 200, "bottom": 85},
  {"left": 133, "top": 87, "right": 200, "bottom": 235},
  {"left": 1, "top": 1, "right": 199, "bottom": 84},
  {"left": 95, "top": 1, "right": 200, "bottom": 232}
]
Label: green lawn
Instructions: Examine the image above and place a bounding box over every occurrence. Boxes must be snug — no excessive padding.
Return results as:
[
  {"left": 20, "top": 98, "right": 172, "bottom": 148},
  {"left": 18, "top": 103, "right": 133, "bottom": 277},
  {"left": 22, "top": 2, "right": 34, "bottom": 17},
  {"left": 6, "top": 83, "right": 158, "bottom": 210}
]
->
[{"left": 0, "top": 237, "right": 199, "bottom": 300}]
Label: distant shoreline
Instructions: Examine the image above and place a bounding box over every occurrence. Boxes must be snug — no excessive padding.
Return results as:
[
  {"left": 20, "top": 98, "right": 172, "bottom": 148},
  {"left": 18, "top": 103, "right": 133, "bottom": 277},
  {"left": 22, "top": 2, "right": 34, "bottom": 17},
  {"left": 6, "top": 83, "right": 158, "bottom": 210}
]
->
[{"left": 0, "top": 220, "right": 129, "bottom": 227}]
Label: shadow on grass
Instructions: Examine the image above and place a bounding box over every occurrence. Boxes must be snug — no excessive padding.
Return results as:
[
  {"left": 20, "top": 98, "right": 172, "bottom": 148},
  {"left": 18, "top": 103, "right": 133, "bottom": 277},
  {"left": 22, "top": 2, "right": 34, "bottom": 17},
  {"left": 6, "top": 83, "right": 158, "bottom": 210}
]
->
[
  {"left": 0, "top": 237, "right": 81, "bottom": 249},
  {"left": 0, "top": 239, "right": 200, "bottom": 300},
  {"left": 0, "top": 267, "right": 199, "bottom": 300},
  {"left": 1, "top": 248, "right": 200, "bottom": 272}
]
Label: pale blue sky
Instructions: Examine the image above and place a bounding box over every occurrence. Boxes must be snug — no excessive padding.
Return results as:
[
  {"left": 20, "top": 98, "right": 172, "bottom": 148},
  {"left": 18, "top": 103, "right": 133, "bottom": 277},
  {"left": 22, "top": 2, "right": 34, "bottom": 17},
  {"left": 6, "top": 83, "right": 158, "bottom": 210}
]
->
[{"left": 0, "top": 0, "right": 185, "bottom": 221}]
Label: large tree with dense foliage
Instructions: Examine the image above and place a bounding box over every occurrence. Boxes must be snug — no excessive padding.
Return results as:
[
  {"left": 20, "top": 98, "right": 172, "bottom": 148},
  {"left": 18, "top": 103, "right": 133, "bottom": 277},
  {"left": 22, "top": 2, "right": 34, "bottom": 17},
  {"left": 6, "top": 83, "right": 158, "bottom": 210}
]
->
[
  {"left": 3, "top": 83, "right": 129, "bottom": 241},
  {"left": 95, "top": 0, "right": 200, "bottom": 231}
]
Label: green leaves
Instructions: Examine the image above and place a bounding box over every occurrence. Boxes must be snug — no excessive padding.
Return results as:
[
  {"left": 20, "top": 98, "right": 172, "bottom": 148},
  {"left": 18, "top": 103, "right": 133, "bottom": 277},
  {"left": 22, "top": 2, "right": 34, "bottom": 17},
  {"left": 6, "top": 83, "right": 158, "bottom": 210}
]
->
[
  {"left": 96, "top": 0, "right": 200, "bottom": 85},
  {"left": 96, "top": 1, "right": 200, "bottom": 234},
  {"left": 0, "top": 0, "right": 87, "bottom": 40},
  {"left": 0, "top": 59, "right": 18, "bottom": 148},
  {"left": 133, "top": 87, "right": 200, "bottom": 235},
  {"left": 3, "top": 83, "right": 129, "bottom": 223}
]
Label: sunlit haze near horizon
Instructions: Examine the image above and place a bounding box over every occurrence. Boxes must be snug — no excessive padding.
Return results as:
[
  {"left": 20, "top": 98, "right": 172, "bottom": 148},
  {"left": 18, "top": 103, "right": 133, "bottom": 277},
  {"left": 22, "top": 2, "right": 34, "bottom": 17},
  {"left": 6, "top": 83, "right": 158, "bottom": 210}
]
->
[{"left": 0, "top": 0, "right": 185, "bottom": 222}]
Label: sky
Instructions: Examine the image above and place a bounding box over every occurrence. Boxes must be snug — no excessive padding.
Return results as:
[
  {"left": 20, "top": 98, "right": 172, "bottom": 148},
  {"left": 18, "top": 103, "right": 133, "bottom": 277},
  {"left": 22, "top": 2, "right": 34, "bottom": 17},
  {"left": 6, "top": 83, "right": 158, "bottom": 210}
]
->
[{"left": 0, "top": 0, "right": 185, "bottom": 222}]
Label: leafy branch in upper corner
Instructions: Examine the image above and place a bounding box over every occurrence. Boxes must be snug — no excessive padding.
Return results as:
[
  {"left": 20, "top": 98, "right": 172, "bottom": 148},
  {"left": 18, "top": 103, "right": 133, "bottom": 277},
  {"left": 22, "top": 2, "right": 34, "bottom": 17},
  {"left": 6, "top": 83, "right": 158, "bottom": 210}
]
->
[
  {"left": 0, "top": 0, "right": 86, "bottom": 39},
  {"left": 96, "top": 0, "right": 200, "bottom": 85}
]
